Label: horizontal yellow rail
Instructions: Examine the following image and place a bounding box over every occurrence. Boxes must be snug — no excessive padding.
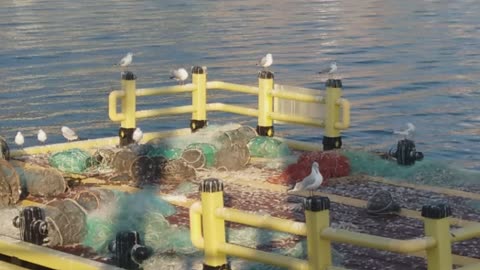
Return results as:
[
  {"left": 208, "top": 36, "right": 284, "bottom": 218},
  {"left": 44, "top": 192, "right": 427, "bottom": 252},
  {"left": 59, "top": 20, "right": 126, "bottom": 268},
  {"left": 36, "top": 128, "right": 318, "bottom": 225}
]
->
[
  {"left": 207, "top": 81, "right": 258, "bottom": 95},
  {"left": 135, "top": 105, "right": 194, "bottom": 119},
  {"left": 457, "top": 262, "right": 480, "bottom": 270},
  {"left": 10, "top": 128, "right": 192, "bottom": 157},
  {"left": 206, "top": 102, "right": 259, "bottom": 117},
  {"left": 272, "top": 90, "right": 325, "bottom": 103},
  {"left": 0, "top": 260, "right": 29, "bottom": 270},
  {"left": 0, "top": 236, "right": 122, "bottom": 270},
  {"left": 270, "top": 111, "right": 324, "bottom": 127},
  {"left": 451, "top": 224, "right": 480, "bottom": 242},
  {"left": 321, "top": 228, "right": 436, "bottom": 254},
  {"left": 218, "top": 242, "right": 309, "bottom": 270},
  {"left": 215, "top": 207, "right": 307, "bottom": 236},
  {"left": 136, "top": 85, "right": 195, "bottom": 96}
]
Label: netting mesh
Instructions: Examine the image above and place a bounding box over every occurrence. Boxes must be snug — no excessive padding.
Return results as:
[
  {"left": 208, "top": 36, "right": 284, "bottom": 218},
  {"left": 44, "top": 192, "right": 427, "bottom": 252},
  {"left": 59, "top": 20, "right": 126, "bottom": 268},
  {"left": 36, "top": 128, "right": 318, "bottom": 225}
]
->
[
  {"left": 147, "top": 145, "right": 183, "bottom": 160},
  {"left": 83, "top": 189, "right": 178, "bottom": 253},
  {"left": 11, "top": 160, "right": 66, "bottom": 197},
  {"left": 0, "top": 136, "right": 9, "bottom": 160},
  {"left": 343, "top": 150, "right": 480, "bottom": 188},
  {"left": 268, "top": 151, "right": 350, "bottom": 185},
  {"left": 0, "top": 160, "right": 20, "bottom": 206},
  {"left": 247, "top": 137, "right": 292, "bottom": 158},
  {"left": 49, "top": 148, "right": 97, "bottom": 173},
  {"left": 141, "top": 226, "right": 344, "bottom": 270}
]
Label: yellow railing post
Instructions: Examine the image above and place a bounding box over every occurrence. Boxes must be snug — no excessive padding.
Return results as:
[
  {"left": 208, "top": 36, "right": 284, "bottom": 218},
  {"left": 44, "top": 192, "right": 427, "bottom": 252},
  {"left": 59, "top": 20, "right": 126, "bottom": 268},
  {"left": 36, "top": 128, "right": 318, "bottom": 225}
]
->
[
  {"left": 200, "top": 178, "right": 230, "bottom": 270},
  {"left": 305, "top": 196, "right": 332, "bottom": 270},
  {"left": 191, "top": 66, "right": 208, "bottom": 132},
  {"left": 119, "top": 72, "right": 137, "bottom": 146},
  {"left": 421, "top": 204, "right": 453, "bottom": 270},
  {"left": 257, "top": 71, "right": 274, "bottom": 137},
  {"left": 323, "top": 79, "right": 343, "bottom": 150}
]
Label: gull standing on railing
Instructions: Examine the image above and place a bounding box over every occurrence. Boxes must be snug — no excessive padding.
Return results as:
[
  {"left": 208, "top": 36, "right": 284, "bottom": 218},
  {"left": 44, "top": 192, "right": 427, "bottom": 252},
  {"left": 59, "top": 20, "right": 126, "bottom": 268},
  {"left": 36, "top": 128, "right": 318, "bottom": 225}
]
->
[
  {"left": 15, "top": 131, "right": 24, "bottom": 147},
  {"left": 132, "top": 127, "right": 143, "bottom": 144},
  {"left": 37, "top": 129, "right": 47, "bottom": 144},
  {"left": 170, "top": 68, "right": 189, "bottom": 85},
  {"left": 61, "top": 126, "right": 79, "bottom": 142},
  {"left": 115, "top": 52, "right": 133, "bottom": 72},
  {"left": 257, "top": 53, "right": 273, "bottom": 70},
  {"left": 318, "top": 61, "right": 337, "bottom": 79},
  {"left": 287, "top": 162, "right": 323, "bottom": 196},
  {"left": 393, "top": 122, "right": 415, "bottom": 139}
]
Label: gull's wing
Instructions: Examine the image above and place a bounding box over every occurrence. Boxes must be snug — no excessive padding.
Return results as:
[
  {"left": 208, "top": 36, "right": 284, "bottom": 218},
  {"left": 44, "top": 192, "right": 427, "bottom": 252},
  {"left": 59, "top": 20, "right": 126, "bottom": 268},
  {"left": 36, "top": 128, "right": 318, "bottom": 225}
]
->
[{"left": 62, "top": 127, "right": 77, "bottom": 137}]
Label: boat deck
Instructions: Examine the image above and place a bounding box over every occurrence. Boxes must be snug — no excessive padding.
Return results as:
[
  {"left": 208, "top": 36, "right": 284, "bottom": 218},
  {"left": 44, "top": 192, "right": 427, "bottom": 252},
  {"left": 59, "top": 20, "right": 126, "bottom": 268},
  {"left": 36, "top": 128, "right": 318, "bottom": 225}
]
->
[{"left": 9, "top": 153, "right": 480, "bottom": 270}]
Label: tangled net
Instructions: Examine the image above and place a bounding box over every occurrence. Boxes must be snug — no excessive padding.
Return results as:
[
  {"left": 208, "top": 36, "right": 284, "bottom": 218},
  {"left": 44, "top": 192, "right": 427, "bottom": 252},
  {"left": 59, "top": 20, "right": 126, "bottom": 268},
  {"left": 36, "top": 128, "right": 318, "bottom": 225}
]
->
[{"left": 268, "top": 150, "right": 350, "bottom": 185}]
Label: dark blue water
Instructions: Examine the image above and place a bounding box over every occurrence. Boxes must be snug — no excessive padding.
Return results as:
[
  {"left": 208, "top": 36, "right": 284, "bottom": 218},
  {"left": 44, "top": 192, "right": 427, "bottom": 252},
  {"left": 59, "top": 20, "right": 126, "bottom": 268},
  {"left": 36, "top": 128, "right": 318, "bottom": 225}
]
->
[{"left": 0, "top": 0, "right": 479, "bottom": 171}]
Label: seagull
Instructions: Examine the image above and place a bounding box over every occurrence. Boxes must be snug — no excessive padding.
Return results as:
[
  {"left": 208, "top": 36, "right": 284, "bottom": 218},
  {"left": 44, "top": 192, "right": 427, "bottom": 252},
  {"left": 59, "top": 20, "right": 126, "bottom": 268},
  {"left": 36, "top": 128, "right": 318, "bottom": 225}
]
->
[
  {"left": 14, "top": 131, "right": 24, "bottom": 147},
  {"left": 37, "top": 129, "right": 47, "bottom": 144},
  {"left": 170, "top": 68, "right": 189, "bottom": 85},
  {"left": 393, "top": 122, "right": 415, "bottom": 139},
  {"left": 257, "top": 53, "right": 273, "bottom": 70},
  {"left": 61, "top": 126, "right": 79, "bottom": 141},
  {"left": 288, "top": 162, "right": 323, "bottom": 195},
  {"left": 318, "top": 62, "right": 337, "bottom": 78},
  {"left": 116, "top": 52, "right": 133, "bottom": 71},
  {"left": 132, "top": 127, "right": 143, "bottom": 143}
]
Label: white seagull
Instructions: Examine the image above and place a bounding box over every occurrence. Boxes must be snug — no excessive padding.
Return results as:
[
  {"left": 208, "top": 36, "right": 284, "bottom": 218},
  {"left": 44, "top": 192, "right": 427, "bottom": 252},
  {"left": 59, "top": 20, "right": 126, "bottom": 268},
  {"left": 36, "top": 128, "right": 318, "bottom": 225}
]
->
[
  {"left": 132, "top": 127, "right": 143, "bottom": 143},
  {"left": 318, "top": 62, "right": 337, "bottom": 76},
  {"left": 116, "top": 52, "right": 133, "bottom": 72},
  {"left": 170, "top": 68, "right": 189, "bottom": 85},
  {"left": 14, "top": 131, "right": 24, "bottom": 147},
  {"left": 61, "top": 126, "right": 79, "bottom": 141},
  {"left": 393, "top": 122, "right": 415, "bottom": 139},
  {"left": 37, "top": 129, "right": 47, "bottom": 144},
  {"left": 288, "top": 162, "right": 323, "bottom": 195},
  {"left": 257, "top": 53, "right": 273, "bottom": 69}
]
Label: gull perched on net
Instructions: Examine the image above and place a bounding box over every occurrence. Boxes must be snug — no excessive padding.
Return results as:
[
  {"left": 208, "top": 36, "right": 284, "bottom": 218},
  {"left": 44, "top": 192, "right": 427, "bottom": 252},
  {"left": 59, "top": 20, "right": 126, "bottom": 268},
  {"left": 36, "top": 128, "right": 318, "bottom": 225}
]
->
[
  {"left": 15, "top": 131, "right": 24, "bottom": 147},
  {"left": 287, "top": 162, "right": 323, "bottom": 196},
  {"left": 257, "top": 53, "right": 273, "bottom": 70},
  {"left": 37, "top": 129, "right": 47, "bottom": 144},
  {"left": 170, "top": 68, "right": 189, "bottom": 85},
  {"left": 393, "top": 122, "right": 415, "bottom": 139},
  {"left": 61, "top": 126, "right": 79, "bottom": 142}
]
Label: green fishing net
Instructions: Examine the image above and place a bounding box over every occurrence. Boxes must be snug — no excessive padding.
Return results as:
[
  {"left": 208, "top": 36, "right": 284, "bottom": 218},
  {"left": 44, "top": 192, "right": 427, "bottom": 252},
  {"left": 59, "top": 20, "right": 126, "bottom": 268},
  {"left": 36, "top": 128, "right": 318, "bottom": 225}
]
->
[
  {"left": 141, "top": 226, "right": 344, "bottom": 270},
  {"left": 247, "top": 137, "right": 292, "bottom": 158},
  {"left": 83, "top": 189, "right": 182, "bottom": 253},
  {"left": 49, "top": 148, "right": 97, "bottom": 173},
  {"left": 343, "top": 150, "right": 480, "bottom": 188},
  {"left": 147, "top": 145, "right": 183, "bottom": 160}
]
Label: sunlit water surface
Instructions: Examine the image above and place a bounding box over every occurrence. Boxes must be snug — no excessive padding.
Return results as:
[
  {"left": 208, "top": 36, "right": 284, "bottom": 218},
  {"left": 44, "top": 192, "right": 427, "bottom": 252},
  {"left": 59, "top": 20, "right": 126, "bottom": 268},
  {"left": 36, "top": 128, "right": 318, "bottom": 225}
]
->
[{"left": 0, "top": 0, "right": 479, "bottom": 171}]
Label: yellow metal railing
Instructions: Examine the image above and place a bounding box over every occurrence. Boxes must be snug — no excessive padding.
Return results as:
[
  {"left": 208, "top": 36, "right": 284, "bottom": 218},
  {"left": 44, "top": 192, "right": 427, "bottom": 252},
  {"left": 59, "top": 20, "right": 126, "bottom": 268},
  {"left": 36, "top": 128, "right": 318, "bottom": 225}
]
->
[
  {"left": 108, "top": 67, "right": 350, "bottom": 148},
  {"left": 190, "top": 179, "right": 480, "bottom": 270},
  {"left": 0, "top": 235, "right": 122, "bottom": 270}
]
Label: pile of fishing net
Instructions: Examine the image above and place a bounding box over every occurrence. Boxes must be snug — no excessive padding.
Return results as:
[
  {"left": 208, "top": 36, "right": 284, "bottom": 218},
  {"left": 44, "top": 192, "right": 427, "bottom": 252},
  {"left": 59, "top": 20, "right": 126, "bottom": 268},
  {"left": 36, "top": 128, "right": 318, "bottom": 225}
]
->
[
  {"left": 49, "top": 148, "right": 97, "bottom": 174},
  {"left": 146, "top": 125, "right": 258, "bottom": 171},
  {"left": 0, "top": 158, "right": 66, "bottom": 206},
  {"left": 343, "top": 150, "right": 480, "bottom": 188},
  {"left": 268, "top": 150, "right": 350, "bottom": 185},
  {"left": 82, "top": 189, "right": 194, "bottom": 254}
]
